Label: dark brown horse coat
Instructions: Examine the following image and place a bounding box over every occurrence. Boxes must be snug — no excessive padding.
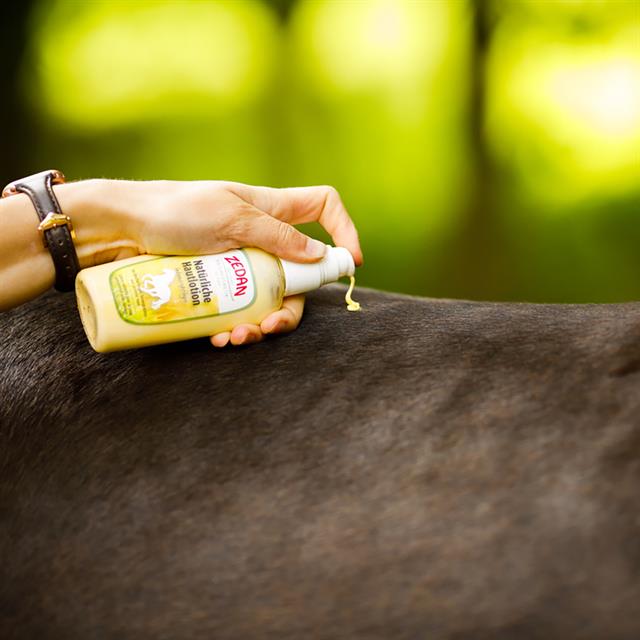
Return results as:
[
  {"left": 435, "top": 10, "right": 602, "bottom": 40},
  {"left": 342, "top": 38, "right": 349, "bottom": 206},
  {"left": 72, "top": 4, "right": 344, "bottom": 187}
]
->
[{"left": 1, "top": 285, "right": 639, "bottom": 639}]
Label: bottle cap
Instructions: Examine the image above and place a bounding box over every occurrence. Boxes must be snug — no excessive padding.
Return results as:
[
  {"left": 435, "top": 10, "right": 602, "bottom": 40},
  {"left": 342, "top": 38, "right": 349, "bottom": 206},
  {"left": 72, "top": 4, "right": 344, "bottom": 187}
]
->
[{"left": 281, "top": 245, "right": 355, "bottom": 296}]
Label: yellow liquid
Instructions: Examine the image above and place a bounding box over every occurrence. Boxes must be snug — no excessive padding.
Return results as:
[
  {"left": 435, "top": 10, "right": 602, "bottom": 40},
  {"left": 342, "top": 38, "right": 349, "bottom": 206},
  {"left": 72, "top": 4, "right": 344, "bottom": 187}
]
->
[{"left": 345, "top": 276, "right": 361, "bottom": 312}]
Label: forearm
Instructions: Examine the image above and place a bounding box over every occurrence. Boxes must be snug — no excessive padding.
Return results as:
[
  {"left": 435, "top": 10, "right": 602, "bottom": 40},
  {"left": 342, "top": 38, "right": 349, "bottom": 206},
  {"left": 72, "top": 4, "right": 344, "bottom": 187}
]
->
[{"left": 0, "top": 179, "right": 141, "bottom": 311}]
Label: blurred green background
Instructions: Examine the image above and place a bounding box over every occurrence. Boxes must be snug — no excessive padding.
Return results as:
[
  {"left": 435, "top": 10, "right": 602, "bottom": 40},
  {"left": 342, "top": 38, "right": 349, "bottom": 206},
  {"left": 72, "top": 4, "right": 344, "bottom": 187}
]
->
[{"left": 2, "top": 0, "right": 639, "bottom": 302}]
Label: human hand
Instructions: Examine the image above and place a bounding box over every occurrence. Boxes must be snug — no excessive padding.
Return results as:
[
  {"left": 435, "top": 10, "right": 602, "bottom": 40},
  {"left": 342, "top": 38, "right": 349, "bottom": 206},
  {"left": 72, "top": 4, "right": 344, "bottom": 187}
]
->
[{"left": 61, "top": 179, "right": 362, "bottom": 346}]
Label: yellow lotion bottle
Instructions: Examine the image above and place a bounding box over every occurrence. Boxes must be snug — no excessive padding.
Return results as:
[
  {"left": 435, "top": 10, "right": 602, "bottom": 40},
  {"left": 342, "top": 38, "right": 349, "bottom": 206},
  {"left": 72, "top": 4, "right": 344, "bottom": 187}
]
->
[{"left": 75, "top": 246, "right": 355, "bottom": 352}]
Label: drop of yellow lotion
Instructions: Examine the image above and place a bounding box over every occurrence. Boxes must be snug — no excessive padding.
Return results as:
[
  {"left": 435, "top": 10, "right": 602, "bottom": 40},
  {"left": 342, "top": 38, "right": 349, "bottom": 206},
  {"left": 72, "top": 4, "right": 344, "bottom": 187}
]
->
[{"left": 345, "top": 275, "right": 361, "bottom": 312}]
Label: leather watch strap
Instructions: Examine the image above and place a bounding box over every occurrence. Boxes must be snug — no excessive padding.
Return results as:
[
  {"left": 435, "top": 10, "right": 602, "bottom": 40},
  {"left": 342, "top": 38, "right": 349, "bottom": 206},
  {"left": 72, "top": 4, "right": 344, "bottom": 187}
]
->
[{"left": 2, "top": 170, "right": 80, "bottom": 292}]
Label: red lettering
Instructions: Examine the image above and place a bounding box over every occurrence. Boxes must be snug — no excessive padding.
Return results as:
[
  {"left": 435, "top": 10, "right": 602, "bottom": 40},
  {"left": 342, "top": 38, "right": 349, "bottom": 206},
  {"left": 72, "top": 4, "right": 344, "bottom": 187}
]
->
[
  {"left": 225, "top": 254, "right": 249, "bottom": 296},
  {"left": 224, "top": 257, "right": 244, "bottom": 268}
]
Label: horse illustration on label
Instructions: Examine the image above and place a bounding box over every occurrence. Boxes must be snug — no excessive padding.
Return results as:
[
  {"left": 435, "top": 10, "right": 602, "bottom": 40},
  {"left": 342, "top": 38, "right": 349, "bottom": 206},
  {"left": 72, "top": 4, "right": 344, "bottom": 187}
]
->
[{"left": 139, "top": 269, "right": 177, "bottom": 310}]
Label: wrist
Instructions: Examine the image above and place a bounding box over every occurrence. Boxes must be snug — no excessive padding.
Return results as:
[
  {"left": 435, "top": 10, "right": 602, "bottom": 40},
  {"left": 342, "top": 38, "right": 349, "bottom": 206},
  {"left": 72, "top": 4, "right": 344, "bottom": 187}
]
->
[{"left": 54, "top": 179, "right": 143, "bottom": 268}]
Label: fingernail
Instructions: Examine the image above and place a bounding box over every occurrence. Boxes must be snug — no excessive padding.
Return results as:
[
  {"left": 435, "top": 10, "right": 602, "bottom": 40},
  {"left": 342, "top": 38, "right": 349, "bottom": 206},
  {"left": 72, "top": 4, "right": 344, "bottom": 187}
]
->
[{"left": 305, "top": 238, "right": 327, "bottom": 259}]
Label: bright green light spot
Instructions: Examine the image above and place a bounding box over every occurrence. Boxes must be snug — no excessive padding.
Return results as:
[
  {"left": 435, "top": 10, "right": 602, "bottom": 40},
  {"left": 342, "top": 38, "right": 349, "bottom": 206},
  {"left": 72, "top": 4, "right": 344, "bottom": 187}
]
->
[
  {"left": 551, "top": 59, "right": 640, "bottom": 138},
  {"left": 291, "top": 0, "right": 451, "bottom": 94},
  {"left": 486, "top": 21, "right": 640, "bottom": 209},
  {"left": 27, "top": 0, "right": 278, "bottom": 129}
]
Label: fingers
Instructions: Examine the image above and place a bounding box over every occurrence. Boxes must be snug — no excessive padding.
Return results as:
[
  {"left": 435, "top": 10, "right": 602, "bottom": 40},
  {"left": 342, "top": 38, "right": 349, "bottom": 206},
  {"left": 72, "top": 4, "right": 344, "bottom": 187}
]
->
[
  {"left": 210, "top": 295, "right": 305, "bottom": 348},
  {"left": 210, "top": 324, "right": 263, "bottom": 348},
  {"left": 233, "top": 208, "right": 327, "bottom": 263},
  {"left": 210, "top": 332, "right": 231, "bottom": 348},
  {"left": 229, "top": 324, "right": 263, "bottom": 345},
  {"left": 230, "top": 184, "right": 363, "bottom": 266},
  {"left": 260, "top": 295, "right": 305, "bottom": 334}
]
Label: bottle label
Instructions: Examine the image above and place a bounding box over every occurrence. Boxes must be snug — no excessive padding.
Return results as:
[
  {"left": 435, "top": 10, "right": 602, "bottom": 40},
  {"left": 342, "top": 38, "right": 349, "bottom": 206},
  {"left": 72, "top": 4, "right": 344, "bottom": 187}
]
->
[{"left": 109, "top": 250, "right": 256, "bottom": 324}]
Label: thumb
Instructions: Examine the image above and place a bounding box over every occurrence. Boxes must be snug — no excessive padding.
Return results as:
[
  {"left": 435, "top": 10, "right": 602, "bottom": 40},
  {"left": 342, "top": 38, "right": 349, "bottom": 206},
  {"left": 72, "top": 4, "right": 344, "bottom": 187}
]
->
[{"left": 242, "top": 212, "right": 327, "bottom": 263}]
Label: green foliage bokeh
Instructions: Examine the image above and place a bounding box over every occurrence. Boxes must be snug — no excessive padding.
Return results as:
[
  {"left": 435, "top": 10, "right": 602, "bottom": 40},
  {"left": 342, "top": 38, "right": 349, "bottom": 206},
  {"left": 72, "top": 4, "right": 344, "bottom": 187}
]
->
[{"left": 18, "top": 0, "right": 640, "bottom": 302}]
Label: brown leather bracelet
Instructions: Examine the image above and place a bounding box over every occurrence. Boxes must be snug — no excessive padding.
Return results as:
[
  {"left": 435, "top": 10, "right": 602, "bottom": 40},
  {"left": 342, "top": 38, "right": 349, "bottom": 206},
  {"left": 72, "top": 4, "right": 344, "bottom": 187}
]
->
[{"left": 2, "top": 169, "right": 80, "bottom": 292}]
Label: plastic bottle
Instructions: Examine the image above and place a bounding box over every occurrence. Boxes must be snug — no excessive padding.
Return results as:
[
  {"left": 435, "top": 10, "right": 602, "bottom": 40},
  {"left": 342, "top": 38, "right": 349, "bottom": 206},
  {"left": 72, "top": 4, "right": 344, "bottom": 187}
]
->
[{"left": 75, "top": 246, "right": 355, "bottom": 352}]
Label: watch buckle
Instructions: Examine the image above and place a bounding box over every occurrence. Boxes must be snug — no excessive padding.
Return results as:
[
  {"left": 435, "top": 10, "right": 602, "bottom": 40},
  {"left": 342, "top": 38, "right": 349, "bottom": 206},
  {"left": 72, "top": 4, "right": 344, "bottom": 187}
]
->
[{"left": 38, "top": 211, "right": 77, "bottom": 248}]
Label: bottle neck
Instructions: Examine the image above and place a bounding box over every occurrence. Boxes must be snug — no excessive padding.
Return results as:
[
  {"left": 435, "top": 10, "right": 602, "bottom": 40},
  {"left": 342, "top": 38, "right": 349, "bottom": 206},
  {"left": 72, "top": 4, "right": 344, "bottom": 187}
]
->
[{"left": 280, "top": 246, "right": 355, "bottom": 296}]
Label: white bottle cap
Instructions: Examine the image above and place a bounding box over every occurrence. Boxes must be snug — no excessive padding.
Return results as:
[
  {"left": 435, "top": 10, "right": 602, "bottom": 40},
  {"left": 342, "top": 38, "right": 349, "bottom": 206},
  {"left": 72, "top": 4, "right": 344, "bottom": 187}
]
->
[{"left": 281, "top": 245, "right": 355, "bottom": 296}]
